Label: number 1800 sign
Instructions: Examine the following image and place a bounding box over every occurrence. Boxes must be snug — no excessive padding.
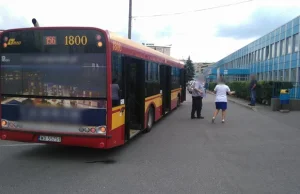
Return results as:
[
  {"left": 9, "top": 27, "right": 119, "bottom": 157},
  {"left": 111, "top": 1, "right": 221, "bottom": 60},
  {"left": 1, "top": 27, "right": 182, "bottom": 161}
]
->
[{"left": 65, "top": 36, "right": 88, "bottom": 46}]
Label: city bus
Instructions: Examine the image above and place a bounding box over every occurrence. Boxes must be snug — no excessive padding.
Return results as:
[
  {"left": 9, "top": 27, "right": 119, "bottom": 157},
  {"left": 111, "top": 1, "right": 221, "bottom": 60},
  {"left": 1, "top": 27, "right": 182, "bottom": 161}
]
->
[{"left": 0, "top": 23, "right": 186, "bottom": 149}]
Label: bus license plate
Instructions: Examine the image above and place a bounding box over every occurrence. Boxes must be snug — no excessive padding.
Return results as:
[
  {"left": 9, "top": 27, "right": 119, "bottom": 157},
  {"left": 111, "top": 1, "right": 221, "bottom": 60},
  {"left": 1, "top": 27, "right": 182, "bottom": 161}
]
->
[{"left": 39, "top": 135, "right": 61, "bottom": 143}]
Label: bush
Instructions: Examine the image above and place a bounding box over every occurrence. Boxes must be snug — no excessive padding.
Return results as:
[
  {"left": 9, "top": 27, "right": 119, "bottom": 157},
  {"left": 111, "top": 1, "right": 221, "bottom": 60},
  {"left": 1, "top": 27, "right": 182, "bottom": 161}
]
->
[{"left": 208, "top": 81, "right": 293, "bottom": 105}]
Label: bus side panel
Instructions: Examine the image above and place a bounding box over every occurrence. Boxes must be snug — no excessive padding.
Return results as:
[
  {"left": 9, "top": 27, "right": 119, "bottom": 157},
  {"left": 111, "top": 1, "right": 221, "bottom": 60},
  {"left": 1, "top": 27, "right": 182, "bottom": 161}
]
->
[
  {"left": 144, "top": 94, "right": 162, "bottom": 129},
  {"left": 106, "top": 105, "right": 126, "bottom": 148},
  {"left": 170, "top": 88, "right": 181, "bottom": 110}
]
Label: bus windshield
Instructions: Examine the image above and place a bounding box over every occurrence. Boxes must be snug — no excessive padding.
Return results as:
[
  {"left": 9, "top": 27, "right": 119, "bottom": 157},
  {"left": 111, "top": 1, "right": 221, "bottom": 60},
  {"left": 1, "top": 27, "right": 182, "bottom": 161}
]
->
[{"left": 0, "top": 29, "right": 107, "bottom": 98}]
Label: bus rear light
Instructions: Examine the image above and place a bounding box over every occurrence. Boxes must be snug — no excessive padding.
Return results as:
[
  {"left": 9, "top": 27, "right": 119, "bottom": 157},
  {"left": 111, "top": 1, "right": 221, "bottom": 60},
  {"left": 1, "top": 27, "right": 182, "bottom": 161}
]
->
[
  {"left": 1, "top": 120, "right": 8, "bottom": 127},
  {"left": 99, "top": 126, "right": 106, "bottom": 133},
  {"left": 99, "top": 142, "right": 105, "bottom": 148},
  {"left": 97, "top": 42, "right": 103, "bottom": 47},
  {"left": 96, "top": 34, "right": 101, "bottom": 40},
  {"left": 90, "top": 128, "right": 96, "bottom": 133},
  {"left": 78, "top": 126, "right": 106, "bottom": 134},
  {"left": 1, "top": 134, "right": 7, "bottom": 140}
]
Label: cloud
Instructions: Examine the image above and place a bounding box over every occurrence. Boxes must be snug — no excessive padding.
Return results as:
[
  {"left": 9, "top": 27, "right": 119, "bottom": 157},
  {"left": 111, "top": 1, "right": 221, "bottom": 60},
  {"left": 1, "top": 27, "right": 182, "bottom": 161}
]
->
[
  {"left": 155, "top": 26, "right": 173, "bottom": 39},
  {"left": 0, "top": 7, "right": 30, "bottom": 29},
  {"left": 0, "top": 0, "right": 299, "bottom": 62},
  {"left": 216, "top": 7, "right": 300, "bottom": 39},
  {"left": 116, "top": 29, "right": 143, "bottom": 43}
]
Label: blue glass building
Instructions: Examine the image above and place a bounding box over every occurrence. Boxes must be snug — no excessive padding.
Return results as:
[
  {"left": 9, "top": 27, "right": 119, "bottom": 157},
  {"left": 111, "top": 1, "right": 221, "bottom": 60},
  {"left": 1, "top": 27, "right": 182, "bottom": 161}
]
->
[{"left": 205, "top": 16, "right": 300, "bottom": 84}]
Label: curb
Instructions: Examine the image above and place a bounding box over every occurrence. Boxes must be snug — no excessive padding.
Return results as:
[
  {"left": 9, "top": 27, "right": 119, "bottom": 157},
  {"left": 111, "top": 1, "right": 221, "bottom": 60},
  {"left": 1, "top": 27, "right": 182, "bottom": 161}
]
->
[{"left": 206, "top": 91, "right": 258, "bottom": 112}]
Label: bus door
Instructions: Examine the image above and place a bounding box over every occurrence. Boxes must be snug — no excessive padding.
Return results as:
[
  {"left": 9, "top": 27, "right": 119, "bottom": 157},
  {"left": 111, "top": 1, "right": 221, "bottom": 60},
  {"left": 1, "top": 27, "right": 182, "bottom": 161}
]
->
[
  {"left": 160, "top": 65, "right": 171, "bottom": 114},
  {"left": 180, "top": 68, "right": 186, "bottom": 102},
  {"left": 123, "top": 57, "right": 145, "bottom": 140}
]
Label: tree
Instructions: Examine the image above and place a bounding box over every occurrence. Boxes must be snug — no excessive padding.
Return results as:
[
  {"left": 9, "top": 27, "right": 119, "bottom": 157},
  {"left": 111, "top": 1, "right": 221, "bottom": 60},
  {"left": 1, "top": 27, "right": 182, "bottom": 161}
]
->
[{"left": 184, "top": 56, "right": 195, "bottom": 83}]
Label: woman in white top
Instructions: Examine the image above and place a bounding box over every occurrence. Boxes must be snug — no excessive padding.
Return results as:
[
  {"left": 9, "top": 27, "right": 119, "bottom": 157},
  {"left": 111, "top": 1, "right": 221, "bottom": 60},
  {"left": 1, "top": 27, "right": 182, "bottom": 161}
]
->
[{"left": 212, "top": 77, "right": 235, "bottom": 123}]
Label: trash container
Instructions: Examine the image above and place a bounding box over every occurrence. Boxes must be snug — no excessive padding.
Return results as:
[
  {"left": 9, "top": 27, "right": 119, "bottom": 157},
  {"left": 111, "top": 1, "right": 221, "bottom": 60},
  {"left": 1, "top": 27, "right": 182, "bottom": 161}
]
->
[{"left": 279, "top": 89, "right": 290, "bottom": 111}]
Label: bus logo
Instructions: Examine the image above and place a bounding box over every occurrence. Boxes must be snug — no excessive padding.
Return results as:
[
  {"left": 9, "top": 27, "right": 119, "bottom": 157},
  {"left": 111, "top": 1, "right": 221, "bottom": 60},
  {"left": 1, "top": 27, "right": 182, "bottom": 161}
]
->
[
  {"left": 1, "top": 56, "right": 10, "bottom": 62},
  {"left": 7, "top": 38, "right": 21, "bottom": 46}
]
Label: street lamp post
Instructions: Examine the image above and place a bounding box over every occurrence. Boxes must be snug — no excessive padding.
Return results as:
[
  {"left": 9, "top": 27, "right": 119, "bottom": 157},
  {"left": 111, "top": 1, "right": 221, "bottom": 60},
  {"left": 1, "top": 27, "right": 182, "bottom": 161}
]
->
[{"left": 128, "top": 0, "right": 132, "bottom": 39}]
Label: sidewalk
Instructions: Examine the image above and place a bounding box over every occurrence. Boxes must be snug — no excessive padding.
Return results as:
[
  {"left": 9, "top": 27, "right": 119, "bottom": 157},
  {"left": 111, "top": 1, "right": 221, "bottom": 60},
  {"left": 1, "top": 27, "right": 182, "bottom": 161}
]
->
[{"left": 206, "top": 90, "right": 264, "bottom": 112}]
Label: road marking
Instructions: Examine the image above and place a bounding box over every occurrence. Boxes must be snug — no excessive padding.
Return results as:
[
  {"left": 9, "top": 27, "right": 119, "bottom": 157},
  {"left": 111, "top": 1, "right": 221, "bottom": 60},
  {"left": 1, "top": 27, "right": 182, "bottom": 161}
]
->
[{"left": 0, "top": 143, "right": 45, "bottom": 147}]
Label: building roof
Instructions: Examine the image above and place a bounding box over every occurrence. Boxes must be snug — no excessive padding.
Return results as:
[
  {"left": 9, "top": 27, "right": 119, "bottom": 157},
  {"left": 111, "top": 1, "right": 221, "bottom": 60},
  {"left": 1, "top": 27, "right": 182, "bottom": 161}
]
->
[{"left": 213, "top": 15, "right": 300, "bottom": 68}]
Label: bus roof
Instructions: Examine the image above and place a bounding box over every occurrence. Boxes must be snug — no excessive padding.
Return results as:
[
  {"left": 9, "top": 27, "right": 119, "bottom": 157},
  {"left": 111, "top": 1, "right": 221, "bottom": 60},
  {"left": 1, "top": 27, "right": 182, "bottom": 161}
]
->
[
  {"left": 108, "top": 31, "right": 183, "bottom": 68},
  {"left": 0, "top": 27, "right": 184, "bottom": 68}
]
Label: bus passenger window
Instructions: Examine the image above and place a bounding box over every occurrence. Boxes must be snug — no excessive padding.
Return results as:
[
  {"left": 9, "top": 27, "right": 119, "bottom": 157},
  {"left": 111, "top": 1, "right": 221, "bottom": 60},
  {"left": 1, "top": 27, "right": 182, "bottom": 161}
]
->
[{"left": 112, "top": 53, "right": 123, "bottom": 107}]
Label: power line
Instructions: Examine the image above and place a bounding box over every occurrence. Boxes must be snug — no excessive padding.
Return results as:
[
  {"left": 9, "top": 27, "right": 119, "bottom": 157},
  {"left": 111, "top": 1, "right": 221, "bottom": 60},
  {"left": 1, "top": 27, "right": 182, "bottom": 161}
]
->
[{"left": 132, "top": 0, "right": 253, "bottom": 18}]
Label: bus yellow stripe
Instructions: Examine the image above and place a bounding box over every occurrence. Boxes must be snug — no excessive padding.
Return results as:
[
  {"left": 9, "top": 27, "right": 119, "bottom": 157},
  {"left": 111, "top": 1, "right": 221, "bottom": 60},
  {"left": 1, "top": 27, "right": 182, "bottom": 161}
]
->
[{"left": 111, "top": 105, "right": 125, "bottom": 131}]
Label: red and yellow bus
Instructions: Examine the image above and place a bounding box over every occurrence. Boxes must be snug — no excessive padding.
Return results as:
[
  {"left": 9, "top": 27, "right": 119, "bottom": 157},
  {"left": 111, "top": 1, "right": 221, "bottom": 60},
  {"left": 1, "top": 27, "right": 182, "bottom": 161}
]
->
[{"left": 0, "top": 25, "right": 186, "bottom": 149}]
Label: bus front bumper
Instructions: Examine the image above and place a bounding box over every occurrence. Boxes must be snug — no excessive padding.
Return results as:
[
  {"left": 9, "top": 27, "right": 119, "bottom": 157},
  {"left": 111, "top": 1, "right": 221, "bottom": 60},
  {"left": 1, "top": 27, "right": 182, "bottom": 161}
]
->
[{"left": 0, "top": 129, "right": 111, "bottom": 149}]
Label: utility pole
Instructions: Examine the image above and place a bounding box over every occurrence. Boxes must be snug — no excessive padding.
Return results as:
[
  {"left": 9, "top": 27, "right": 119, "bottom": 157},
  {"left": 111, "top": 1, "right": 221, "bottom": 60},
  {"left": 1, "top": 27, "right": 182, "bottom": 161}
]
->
[{"left": 128, "top": 0, "right": 132, "bottom": 39}]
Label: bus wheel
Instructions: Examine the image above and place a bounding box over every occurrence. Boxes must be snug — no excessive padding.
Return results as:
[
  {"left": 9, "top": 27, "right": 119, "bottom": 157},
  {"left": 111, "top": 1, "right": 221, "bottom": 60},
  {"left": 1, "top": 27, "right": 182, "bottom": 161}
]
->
[{"left": 145, "top": 107, "right": 154, "bottom": 133}]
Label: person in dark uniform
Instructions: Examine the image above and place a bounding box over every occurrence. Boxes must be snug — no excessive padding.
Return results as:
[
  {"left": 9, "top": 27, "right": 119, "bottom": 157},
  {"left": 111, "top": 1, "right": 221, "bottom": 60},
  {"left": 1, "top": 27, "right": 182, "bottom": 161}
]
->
[{"left": 249, "top": 75, "right": 257, "bottom": 106}]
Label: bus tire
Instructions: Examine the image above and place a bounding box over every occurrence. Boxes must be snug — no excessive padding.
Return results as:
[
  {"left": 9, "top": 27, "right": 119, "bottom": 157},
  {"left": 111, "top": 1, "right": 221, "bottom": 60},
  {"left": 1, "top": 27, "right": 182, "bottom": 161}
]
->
[{"left": 145, "top": 107, "right": 154, "bottom": 133}]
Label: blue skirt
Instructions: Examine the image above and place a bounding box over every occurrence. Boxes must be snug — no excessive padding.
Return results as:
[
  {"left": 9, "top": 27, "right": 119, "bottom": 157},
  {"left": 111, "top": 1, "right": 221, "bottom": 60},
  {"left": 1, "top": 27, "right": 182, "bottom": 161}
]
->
[{"left": 215, "top": 102, "right": 227, "bottom": 110}]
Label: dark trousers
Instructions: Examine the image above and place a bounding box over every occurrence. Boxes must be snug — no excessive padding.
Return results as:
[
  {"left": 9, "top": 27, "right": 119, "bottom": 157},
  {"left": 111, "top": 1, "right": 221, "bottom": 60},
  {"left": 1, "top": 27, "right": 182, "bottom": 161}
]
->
[
  {"left": 191, "top": 96, "right": 202, "bottom": 118},
  {"left": 250, "top": 90, "right": 256, "bottom": 105}
]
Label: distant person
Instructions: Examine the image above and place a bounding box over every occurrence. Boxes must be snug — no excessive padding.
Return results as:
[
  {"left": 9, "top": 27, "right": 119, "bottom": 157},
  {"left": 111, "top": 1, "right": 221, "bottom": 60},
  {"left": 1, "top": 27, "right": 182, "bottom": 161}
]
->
[
  {"left": 211, "top": 77, "right": 235, "bottom": 123},
  {"left": 205, "top": 81, "right": 209, "bottom": 93},
  {"left": 191, "top": 76, "right": 204, "bottom": 119},
  {"left": 112, "top": 78, "right": 120, "bottom": 107},
  {"left": 249, "top": 75, "right": 257, "bottom": 106}
]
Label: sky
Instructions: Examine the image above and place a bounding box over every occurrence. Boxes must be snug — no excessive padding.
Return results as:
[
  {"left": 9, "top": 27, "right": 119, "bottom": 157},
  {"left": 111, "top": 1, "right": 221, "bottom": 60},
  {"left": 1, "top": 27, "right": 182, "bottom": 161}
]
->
[{"left": 0, "top": 0, "right": 299, "bottom": 62}]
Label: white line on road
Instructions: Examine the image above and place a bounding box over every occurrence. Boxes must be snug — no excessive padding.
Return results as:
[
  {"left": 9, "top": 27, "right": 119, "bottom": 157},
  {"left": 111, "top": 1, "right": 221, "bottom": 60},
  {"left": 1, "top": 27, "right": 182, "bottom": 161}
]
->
[{"left": 0, "top": 143, "right": 45, "bottom": 147}]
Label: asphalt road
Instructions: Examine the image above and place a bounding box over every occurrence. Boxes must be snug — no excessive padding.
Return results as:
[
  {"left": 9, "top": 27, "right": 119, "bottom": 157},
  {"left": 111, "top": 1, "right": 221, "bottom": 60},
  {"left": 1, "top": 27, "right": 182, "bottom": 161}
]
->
[{"left": 1, "top": 94, "right": 300, "bottom": 194}]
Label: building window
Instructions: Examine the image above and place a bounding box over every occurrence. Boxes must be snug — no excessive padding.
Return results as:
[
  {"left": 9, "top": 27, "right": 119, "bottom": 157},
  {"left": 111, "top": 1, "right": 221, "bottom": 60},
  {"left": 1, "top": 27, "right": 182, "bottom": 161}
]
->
[
  {"left": 293, "top": 33, "right": 299, "bottom": 52},
  {"left": 291, "top": 68, "right": 297, "bottom": 82},
  {"left": 271, "top": 44, "right": 275, "bottom": 58},
  {"left": 266, "top": 46, "right": 269, "bottom": 59},
  {"left": 276, "top": 42, "right": 280, "bottom": 57},
  {"left": 278, "top": 70, "right": 283, "bottom": 81},
  {"left": 256, "top": 50, "right": 259, "bottom": 62},
  {"left": 273, "top": 70, "right": 278, "bottom": 81},
  {"left": 281, "top": 39, "right": 286, "bottom": 55},
  {"left": 262, "top": 47, "right": 265, "bottom": 61},
  {"left": 284, "top": 69, "right": 289, "bottom": 81},
  {"left": 286, "top": 36, "right": 292, "bottom": 54},
  {"left": 270, "top": 45, "right": 273, "bottom": 59},
  {"left": 249, "top": 54, "right": 251, "bottom": 64}
]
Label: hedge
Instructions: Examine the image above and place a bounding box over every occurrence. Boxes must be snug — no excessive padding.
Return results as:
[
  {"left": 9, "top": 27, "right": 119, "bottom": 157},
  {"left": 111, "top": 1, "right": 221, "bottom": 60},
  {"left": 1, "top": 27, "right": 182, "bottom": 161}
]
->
[{"left": 208, "top": 81, "right": 293, "bottom": 105}]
